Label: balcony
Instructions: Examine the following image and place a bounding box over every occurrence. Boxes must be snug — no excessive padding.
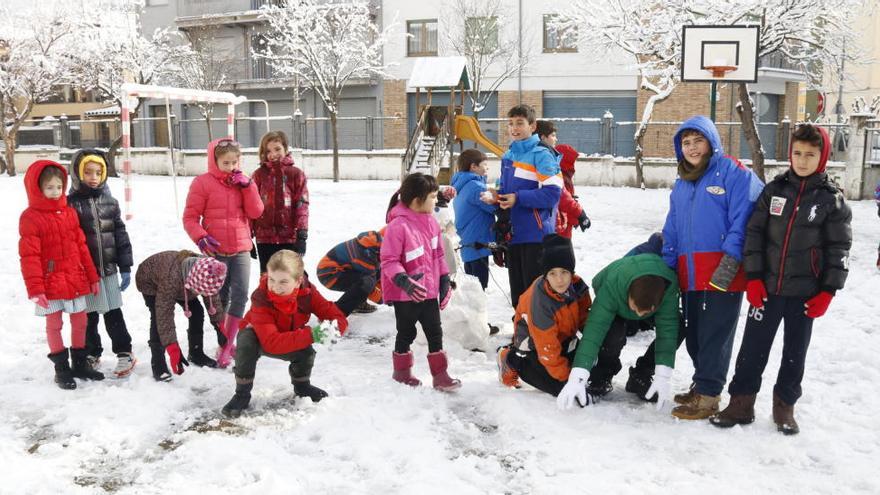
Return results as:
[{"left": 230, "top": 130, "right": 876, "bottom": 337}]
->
[{"left": 175, "top": 0, "right": 273, "bottom": 29}]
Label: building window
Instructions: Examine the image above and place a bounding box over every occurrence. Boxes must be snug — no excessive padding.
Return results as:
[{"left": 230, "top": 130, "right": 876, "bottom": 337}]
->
[
  {"left": 465, "top": 16, "right": 498, "bottom": 54},
  {"left": 543, "top": 15, "right": 577, "bottom": 53},
  {"left": 407, "top": 19, "right": 438, "bottom": 57}
]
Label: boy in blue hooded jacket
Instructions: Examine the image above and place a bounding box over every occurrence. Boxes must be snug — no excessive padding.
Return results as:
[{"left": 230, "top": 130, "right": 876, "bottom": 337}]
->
[{"left": 662, "top": 115, "right": 764, "bottom": 420}]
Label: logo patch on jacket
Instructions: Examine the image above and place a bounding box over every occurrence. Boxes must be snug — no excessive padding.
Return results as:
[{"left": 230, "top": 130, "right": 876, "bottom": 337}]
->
[
  {"left": 769, "top": 196, "right": 787, "bottom": 216},
  {"left": 808, "top": 204, "right": 819, "bottom": 222},
  {"left": 706, "top": 186, "right": 726, "bottom": 195}
]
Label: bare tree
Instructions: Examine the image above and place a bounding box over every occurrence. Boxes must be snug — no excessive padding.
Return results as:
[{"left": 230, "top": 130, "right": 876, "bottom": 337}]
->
[
  {"left": 441, "top": 0, "right": 532, "bottom": 120},
  {"left": 255, "top": 0, "right": 397, "bottom": 182},
  {"left": 176, "top": 26, "right": 234, "bottom": 142}
]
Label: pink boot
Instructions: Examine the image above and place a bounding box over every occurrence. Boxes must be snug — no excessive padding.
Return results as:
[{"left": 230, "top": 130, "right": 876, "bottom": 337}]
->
[
  {"left": 215, "top": 314, "right": 242, "bottom": 369},
  {"left": 427, "top": 351, "right": 461, "bottom": 392},
  {"left": 392, "top": 351, "right": 421, "bottom": 387}
]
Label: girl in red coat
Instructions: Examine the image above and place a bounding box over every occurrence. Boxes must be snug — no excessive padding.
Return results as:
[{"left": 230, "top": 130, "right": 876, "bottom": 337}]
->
[
  {"left": 19, "top": 160, "right": 104, "bottom": 389},
  {"left": 221, "top": 250, "right": 348, "bottom": 417},
  {"left": 183, "top": 138, "right": 264, "bottom": 368},
  {"left": 252, "top": 131, "right": 309, "bottom": 273}
]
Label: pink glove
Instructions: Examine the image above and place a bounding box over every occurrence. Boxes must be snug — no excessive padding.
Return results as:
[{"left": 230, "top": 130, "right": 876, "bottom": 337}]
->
[
  {"left": 805, "top": 291, "right": 833, "bottom": 318},
  {"left": 30, "top": 294, "right": 49, "bottom": 309},
  {"left": 745, "top": 279, "right": 767, "bottom": 309},
  {"left": 215, "top": 323, "right": 239, "bottom": 369},
  {"left": 165, "top": 342, "right": 189, "bottom": 375},
  {"left": 198, "top": 235, "right": 221, "bottom": 256},
  {"left": 229, "top": 170, "right": 251, "bottom": 188}
]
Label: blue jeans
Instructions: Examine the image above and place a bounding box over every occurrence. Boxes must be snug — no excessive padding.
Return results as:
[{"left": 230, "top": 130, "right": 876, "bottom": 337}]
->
[
  {"left": 683, "top": 291, "right": 743, "bottom": 397},
  {"left": 215, "top": 252, "right": 251, "bottom": 318}
]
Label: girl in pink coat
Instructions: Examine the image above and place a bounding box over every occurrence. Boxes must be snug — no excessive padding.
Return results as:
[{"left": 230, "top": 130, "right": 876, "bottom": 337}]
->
[
  {"left": 183, "top": 138, "right": 264, "bottom": 368},
  {"left": 380, "top": 172, "right": 460, "bottom": 391}
]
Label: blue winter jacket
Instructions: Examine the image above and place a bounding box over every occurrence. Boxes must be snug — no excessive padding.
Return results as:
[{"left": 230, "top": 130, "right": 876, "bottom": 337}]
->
[
  {"left": 451, "top": 171, "right": 497, "bottom": 263},
  {"left": 661, "top": 115, "right": 764, "bottom": 292},
  {"left": 498, "top": 134, "right": 562, "bottom": 244}
]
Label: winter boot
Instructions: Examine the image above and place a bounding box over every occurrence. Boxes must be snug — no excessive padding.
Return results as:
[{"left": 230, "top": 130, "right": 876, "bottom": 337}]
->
[
  {"left": 496, "top": 346, "right": 520, "bottom": 388},
  {"left": 221, "top": 380, "right": 253, "bottom": 418},
  {"left": 353, "top": 301, "right": 377, "bottom": 314},
  {"left": 70, "top": 348, "right": 105, "bottom": 381},
  {"left": 488, "top": 323, "right": 500, "bottom": 336},
  {"left": 113, "top": 352, "right": 137, "bottom": 378},
  {"left": 188, "top": 344, "right": 218, "bottom": 368},
  {"left": 48, "top": 349, "right": 76, "bottom": 390},
  {"left": 427, "top": 350, "right": 461, "bottom": 392},
  {"left": 587, "top": 375, "right": 613, "bottom": 397},
  {"left": 671, "top": 393, "right": 720, "bottom": 420},
  {"left": 392, "top": 351, "right": 421, "bottom": 387},
  {"left": 150, "top": 341, "right": 172, "bottom": 382},
  {"left": 773, "top": 393, "right": 799, "bottom": 435},
  {"left": 674, "top": 383, "right": 698, "bottom": 405},
  {"left": 625, "top": 366, "right": 656, "bottom": 402},
  {"left": 710, "top": 394, "right": 757, "bottom": 428},
  {"left": 294, "top": 381, "right": 329, "bottom": 403}
]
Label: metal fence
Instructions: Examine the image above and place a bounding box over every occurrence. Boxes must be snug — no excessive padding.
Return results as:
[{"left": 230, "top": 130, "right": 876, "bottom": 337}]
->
[{"left": 866, "top": 121, "right": 880, "bottom": 166}]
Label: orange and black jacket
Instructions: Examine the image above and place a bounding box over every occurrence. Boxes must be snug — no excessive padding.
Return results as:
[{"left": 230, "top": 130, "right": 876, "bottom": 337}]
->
[
  {"left": 512, "top": 274, "right": 591, "bottom": 382},
  {"left": 316, "top": 229, "right": 384, "bottom": 302}
]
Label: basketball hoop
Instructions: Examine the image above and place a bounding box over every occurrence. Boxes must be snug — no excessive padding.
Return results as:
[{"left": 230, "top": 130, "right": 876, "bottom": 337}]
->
[{"left": 704, "top": 65, "right": 737, "bottom": 78}]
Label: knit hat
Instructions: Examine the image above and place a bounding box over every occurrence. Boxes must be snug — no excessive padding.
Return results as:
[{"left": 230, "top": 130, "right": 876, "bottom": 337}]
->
[
  {"left": 183, "top": 257, "right": 227, "bottom": 316},
  {"left": 541, "top": 234, "right": 576, "bottom": 276}
]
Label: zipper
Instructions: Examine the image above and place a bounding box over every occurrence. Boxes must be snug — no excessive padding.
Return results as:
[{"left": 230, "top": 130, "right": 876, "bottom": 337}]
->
[
  {"left": 90, "top": 198, "right": 104, "bottom": 274},
  {"left": 533, "top": 209, "right": 543, "bottom": 230},
  {"left": 776, "top": 179, "right": 806, "bottom": 294}
]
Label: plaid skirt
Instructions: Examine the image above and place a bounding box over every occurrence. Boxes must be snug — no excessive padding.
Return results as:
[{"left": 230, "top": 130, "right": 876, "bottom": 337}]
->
[{"left": 82, "top": 273, "right": 124, "bottom": 314}]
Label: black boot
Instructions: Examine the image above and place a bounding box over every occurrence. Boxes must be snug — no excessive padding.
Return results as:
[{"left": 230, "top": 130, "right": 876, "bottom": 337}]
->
[
  {"left": 150, "top": 341, "right": 171, "bottom": 382},
  {"left": 625, "top": 366, "right": 657, "bottom": 402},
  {"left": 294, "top": 381, "right": 328, "bottom": 403},
  {"left": 221, "top": 380, "right": 253, "bottom": 418},
  {"left": 70, "top": 348, "right": 105, "bottom": 381},
  {"left": 48, "top": 349, "right": 76, "bottom": 390},
  {"left": 587, "top": 376, "right": 613, "bottom": 397},
  {"left": 188, "top": 344, "right": 218, "bottom": 368}
]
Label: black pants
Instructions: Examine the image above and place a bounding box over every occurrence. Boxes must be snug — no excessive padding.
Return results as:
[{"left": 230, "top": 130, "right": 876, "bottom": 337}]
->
[
  {"left": 143, "top": 295, "right": 218, "bottom": 361},
  {"left": 85, "top": 308, "right": 132, "bottom": 357},
  {"left": 327, "top": 270, "right": 377, "bottom": 316},
  {"left": 233, "top": 327, "right": 315, "bottom": 382},
  {"left": 507, "top": 243, "right": 543, "bottom": 309},
  {"left": 507, "top": 347, "right": 576, "bottom": 396},
  {"left": 728, "top": 295, "right": 814, "bottom": 405},
  {"left": 590, "top": 317, "right": 687, "bottom": 380},
  {"left": 393, "top": 300, "right": 443, "bottom": 354},
  {"left": 464, "top": 257, "right": 490, "bottom": 290},
  {"left": 256, "top": 242, "right": 297, "bottom": 274}
]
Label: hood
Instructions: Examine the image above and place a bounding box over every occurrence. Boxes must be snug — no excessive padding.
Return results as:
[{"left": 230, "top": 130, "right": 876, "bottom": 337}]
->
[
  {"left": 206, "top": 137, "right": 234, "bottom": 180},
  {"left": 68, "top": 148, "right": 109, "bottom": 195},
  {"left": 386, "top": 202, "right": 435, "bottom": 228},
  {"left": 673, "top": 115, "right": 723, "bottom": 163},
  {"left": 789, "top": 125, "right": 831, "bottom": 175},
  {"left": 24, "top": 160, "right": 68, "bottom": 211},
  {"left": 509, "top": 133, "right": 541, "bottom": 154},
  {"left": 450, "top": 171, "right": 486, "bottom": 192},
  {"left": 556, "top": 144, "right": 578, "bottom": 174}
]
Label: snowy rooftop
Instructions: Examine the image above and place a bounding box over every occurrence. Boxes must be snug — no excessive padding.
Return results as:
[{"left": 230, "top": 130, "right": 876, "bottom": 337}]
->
[{"left": 407, "top": 56, "right": 470, "bottom": 90}]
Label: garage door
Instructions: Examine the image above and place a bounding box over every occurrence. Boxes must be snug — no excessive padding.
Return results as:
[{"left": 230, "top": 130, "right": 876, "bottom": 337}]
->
[{"left": 543, "top": 91, "right": 637, "bottom": 156}]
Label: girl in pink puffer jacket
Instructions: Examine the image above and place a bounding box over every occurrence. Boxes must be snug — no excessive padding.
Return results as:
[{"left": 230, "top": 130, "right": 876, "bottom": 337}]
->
[
  {"left": 183, "top": 138, "right": 264, "bottom": 368},
  {"left": 380, "top": 172, "right": 460, "bottom": 392}
]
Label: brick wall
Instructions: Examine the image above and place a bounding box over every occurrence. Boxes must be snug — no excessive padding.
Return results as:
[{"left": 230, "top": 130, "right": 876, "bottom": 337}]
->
[
  {"left": 496, "top": 90, "right": 543, "bottom": 148},
  {"left": 383, "top": 79, "right": 408, "bottom": 149}
]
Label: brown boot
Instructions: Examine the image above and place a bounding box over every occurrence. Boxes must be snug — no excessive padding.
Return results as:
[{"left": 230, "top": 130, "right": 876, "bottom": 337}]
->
[
  {"left": 671, "top": 393, "right": 720, "bottom": 420},
  {"left": 773, "top": 393, "right": 799, "bottom": 435},
  {"left": 710, "top": 394, "right": 757, "bottom": 428},
  {"left": 674, "top": 383, "right": 697, "bottom": 405}
]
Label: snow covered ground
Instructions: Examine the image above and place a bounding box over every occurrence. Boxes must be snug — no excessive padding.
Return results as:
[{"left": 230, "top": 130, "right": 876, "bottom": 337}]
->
[{"left": 0, "top": 175, "right": 878, "bottom": 494}]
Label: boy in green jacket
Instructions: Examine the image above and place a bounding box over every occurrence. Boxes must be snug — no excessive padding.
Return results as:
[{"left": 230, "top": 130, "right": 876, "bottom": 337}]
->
[{"left": 557, "top": 254, "right": 680, "bottom": 410}]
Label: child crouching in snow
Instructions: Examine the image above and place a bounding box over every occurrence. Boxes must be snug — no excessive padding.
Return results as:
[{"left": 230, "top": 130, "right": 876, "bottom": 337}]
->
[
  {"left": 222, "top": 250, "right": 348, "bottom": 417},
  {"left": 135, "top": 251, "right": 227, "bottom": 381},
  {"left": 381, "top": 173, "right": 460, "bottom": 391},
  {"left": 19, "top": 160, "right": 104, "bottom": 389}
]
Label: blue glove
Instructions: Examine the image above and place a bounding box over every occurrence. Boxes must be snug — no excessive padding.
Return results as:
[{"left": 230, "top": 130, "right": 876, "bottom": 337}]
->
[{"left": 119, "top": 272, "right": 131, "bottom": 291}]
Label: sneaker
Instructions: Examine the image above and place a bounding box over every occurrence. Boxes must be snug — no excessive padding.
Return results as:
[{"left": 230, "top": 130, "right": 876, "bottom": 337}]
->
[
  {"left": 113, "top": 353, "right": 137, "bottom": 378},
  {"left": 87, "top": 355, "right": 101, "bottom": 369},
  {"left": 352, "top": 301, "right": 378, "bottom": 314},
  {"left": 154, "top": 371, "right": 172, "bottom": 382},
  {"left": 496, "top": 346, "right": 520, "bottom": 388}
]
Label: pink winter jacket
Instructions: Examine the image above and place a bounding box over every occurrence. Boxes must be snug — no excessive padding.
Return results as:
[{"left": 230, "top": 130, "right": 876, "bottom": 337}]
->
[
  {"left": 380, "top": 203, "right": 450, "bottom": 303},
  {"left": 183, "top": 138, "right": 264, "bottom": 254}
]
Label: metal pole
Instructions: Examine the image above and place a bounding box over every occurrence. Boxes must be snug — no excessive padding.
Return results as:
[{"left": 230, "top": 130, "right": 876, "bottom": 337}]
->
[
  {"left": 121, "top": 97, "right": 133, "bottom": 220},
  {"left": 165, "top": 96, "right": 180, "bottom": 219},
  {"left": 710, "top": 81, "right": 718, "bottom": 122}
]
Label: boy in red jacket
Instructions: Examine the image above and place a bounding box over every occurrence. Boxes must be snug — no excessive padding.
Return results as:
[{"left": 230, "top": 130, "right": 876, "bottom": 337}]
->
[{"left": 222, "top": 250, "right": 348, "bottom": 417}]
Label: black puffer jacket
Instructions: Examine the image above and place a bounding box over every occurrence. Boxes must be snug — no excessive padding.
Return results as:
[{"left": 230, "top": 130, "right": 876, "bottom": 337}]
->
[
  {"left": 744, "top": 170, "right": 852, "bottom": 297},
  {"left": 67, "top": 149, "right": 133, "bottom": 277}
]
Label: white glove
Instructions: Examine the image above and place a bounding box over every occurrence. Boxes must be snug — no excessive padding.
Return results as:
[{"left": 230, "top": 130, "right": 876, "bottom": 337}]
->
[
  {"left": 556, "top": 367, "right": 590, "bottom": 410},
  {"left": 644, "top": 365, "right": 674, "bottom": 411}
]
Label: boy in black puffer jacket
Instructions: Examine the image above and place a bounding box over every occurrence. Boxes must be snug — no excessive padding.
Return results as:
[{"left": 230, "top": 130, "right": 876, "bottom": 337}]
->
[
  {"left": 67, "top": 150, "right": 138, "bottom": 378},
  {"left": 711, "top": 124, "right": 852, "bottom": 435}
]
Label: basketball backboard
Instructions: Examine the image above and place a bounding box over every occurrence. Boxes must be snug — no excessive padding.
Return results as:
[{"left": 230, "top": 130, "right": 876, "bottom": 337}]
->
[{"left": 681, "top": 25, "right": 760, "bottom": 83}]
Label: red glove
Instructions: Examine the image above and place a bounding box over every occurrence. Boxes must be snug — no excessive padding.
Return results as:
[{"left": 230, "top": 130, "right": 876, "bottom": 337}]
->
[
  {"left": 805, "top": 291, "right": 833, "bottom": 318},
  {"left": 745, "top": 280, "right": 768, "bottom": 309},
  {"left": 335, "top": 317, "right": 349, "bottom": 336},
  {"left": 30, "top": 294, "right": 49, "bottom": 309},
  {"left": 91, "top": 282, "right": 100, "bottom": 296},
  {"left": 165, "top": 343, "right": 189, "bottom": 375}
]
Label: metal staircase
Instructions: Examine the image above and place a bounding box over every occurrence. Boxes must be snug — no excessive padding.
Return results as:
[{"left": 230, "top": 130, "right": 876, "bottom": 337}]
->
[{"left": 402, "top": 106, "right": 451, "bottom": 177}]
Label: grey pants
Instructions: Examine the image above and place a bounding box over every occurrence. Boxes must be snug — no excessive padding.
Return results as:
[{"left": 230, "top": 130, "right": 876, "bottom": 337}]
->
[
  {"left": 215, "top": 251, "right": 251, "bottom": 318},
  {"left": 233, "top": 327, "right": 315, "bottom": 383}
]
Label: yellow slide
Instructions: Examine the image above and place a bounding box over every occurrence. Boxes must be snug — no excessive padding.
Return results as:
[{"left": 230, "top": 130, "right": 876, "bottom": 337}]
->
[{"left": 454, "top": 115, "right": 505, "bottom": 157}]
